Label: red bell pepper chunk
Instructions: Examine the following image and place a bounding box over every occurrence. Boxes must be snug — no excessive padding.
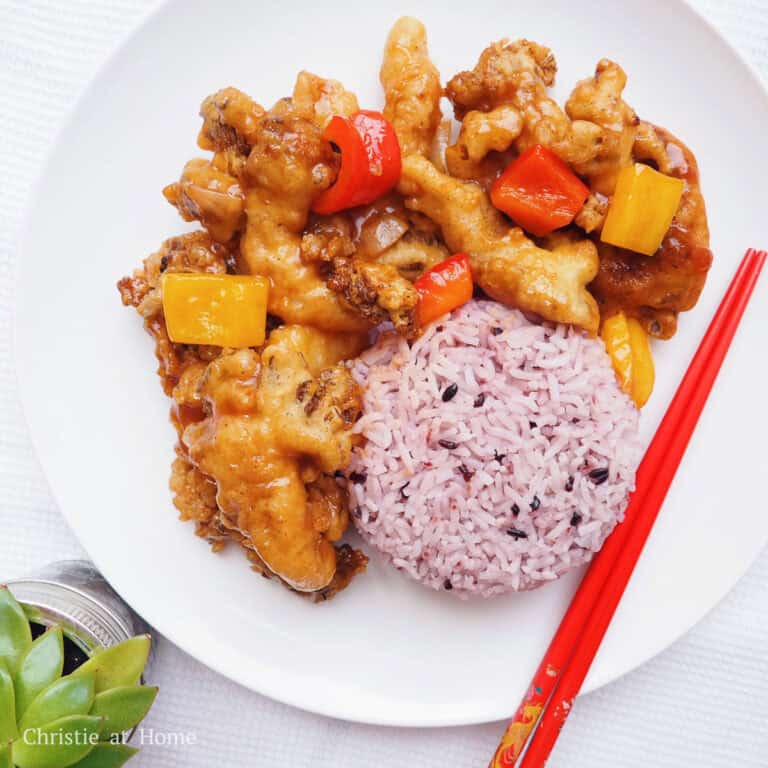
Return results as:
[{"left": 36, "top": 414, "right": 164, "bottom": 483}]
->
[
  {"left": 415, "top": 253, "right": 474, "bottom": 327},
  {"left": 490, "top": 145, "right": 589, "bottom": 237},
  {"left": 312, "top": 110, "right": 402, "bottom": 215}
]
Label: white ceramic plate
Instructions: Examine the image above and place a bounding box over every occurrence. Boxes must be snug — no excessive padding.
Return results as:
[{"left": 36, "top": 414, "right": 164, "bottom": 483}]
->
[{"left": 15, "top": 0, "right": 768, "bottom": 726}]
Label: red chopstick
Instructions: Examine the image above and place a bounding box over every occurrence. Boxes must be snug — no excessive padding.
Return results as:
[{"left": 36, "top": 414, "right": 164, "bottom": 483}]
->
[{"left": 490, "top": 249, "right": 767, "bottom": 768}]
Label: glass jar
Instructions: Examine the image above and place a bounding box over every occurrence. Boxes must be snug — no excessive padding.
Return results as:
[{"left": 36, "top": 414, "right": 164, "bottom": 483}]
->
[{"left": 5, "top": 560, "right": 151, "bottom": 669}]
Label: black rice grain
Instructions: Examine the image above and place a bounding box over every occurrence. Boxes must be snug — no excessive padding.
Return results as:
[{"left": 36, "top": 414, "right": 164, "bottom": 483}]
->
[
  {"left": 530, "top": 495, "right": 541, "bottom": 511},
  {"left": 439, "top": 439, "right": 458, "bottom": 450},
  {"left": 588, "top": 467, "right": 610, "bottom": 485},
  {"left": 442, "top": 383, "right": 459, "bottom": 402},
  {"left": 507, "top": 527, "right": 528, "bottom": 540},
  {"left": 458, "top": 464, "right": 475, "bottom": 481}
]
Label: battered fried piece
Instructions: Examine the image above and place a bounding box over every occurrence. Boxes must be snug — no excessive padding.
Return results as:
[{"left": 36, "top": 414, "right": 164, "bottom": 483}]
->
[
  {"left": 170, "top": 454, "right": 225, "bottom": 548},
  {"left": 376, "top": 233, "right": 447, "bottom": 280},
  {"left": 300, "top": 207, "right": 422, "bottom": 336},
  {"left": 163, "top": 158, "right": 245, "bottom": 243},
  {"left": 327, "top": 258, "right": 418, "bottom": 337},
  {"left": 117, "top": 231, "right": 234, "bottom": 394},
  {"left": 198, "top": 87, "right": 265, "bottom": 153},
  {"left": 445, "top": 105, "right": 522, "bottom": 186},
  {"left": 574, "top": 192, "right": 609, "bottom": 234},
  {"left": 381, "top": 17, "right": 443, "bottom": 157},
  {"left": 565, "top": 59, "right": 639, "bottom": 195},
  {"left": 292, "top": 71, "right": 359, "bottom": 127},
  {"left": 170, "top": 453, "right": 367, "bottom": 601},
  {"left": 241, "top": 108, "right": 372, "bottom": 332},
  {"left": 401, "top": 155, "right": 600, "bottom": 332},
  {"left": 591, "top": 127, "right": 712, "bottom": 338},
  {"left": 633, "top": 120, "right": 675, "bottom": 174},
  {"left": 446, "top": 40, "right": 603, "bottom": 167},
  {"left": 182, "top": 327, "right": 364, "bottom": 591}
]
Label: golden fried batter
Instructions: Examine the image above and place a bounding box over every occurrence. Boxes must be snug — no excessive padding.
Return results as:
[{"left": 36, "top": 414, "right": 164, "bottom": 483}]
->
[
  {"left": 381, "top": 17, "right": 443, "bottom": 157},
  {"left": 591, "top": 127, "right": 711, "bottom": 339},
  {"left": 117, "top": 231, "right": 234, "bottom": 394},
  {"left": 170, "top": 452, "right": 367, "bottom": 601},
  {"left": 574, "top": 193, "right": 609, "bottom": 234},
  {"left": 401, "top": 155, "right": 600, "bottom": 332},
  {"left": 376, "top": 232, "right": 447, "bottom": 280},
  {"left": 566, "top": 59, "right": 639, "bottom": 195},
  {"left": 445, "top": 105, "right": 522, "bottom": 185},
  {"left": 241, "top": 107, "right": 372, "bottom": 332},
  {"left": 327, "top": 258, "right": 418, "bottom": 337},
  {"left": 299, "top": 192, "right": 449, "bottom": 335},
  {"left": 182, "top": 327, "right": 363, "bottom": 591},
  {"left": 198, "top": 87, "right": 265, "bottom": 153},
  {"left": 446, "top": 40, "right": 603, "bottom": 167},
  {"left": 633, "top": 120, "right": 675, "bottom": 174},
  {"left": 163, "top": 158, "right": 245, "bottom": 243},
  {"left": 292, "top": 71, "right": 359, "bottom": 127}
]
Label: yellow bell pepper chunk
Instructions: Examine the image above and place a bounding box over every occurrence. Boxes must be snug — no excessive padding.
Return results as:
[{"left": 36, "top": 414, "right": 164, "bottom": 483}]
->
[
  {"left": 600, "top": 311, "right": 655, "bottom": 408},
  {"left": 162, "top": 273, "right": 269, "bottom": 347},
  {"left": 601, "top": 163, "right": 684, "bottom": 256}
]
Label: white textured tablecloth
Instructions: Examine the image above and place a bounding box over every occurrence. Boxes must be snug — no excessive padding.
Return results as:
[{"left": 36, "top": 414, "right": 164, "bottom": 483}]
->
[{"left": 1, "top": 1, "right": 767, "bottom": 765}]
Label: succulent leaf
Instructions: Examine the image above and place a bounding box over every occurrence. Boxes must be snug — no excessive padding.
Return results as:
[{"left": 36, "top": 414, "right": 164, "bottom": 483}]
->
[
  {"left": 13, "top": 629, "right": 64, "bottom": 720},
  {"left": 12, "top": 714, "right": 102, "bottom": 768},
  {"left": 0, "top": 742, "right": 12, "bottom": 768},
  {"left": 72, "top": 638, "right": 149, "bottom": 694},
  {"left": 67, "top": 743, "right": 138, "bottom": 768},
  {"left": 19, "top": 673, "right": 96, "bottom": 732},
  {"left": 90, "top": 687, "right": 157, "bottom": 740},
  {"left": 0, "top": 663, "right": 16, "bottom": 743},
  {"left": 0, "top": 588, "right": 32, "bottom": 675}
]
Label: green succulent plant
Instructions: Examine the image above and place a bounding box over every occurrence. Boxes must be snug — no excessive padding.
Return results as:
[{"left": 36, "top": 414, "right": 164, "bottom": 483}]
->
[{"left": 0, "top": 587, "right": 157, "bottom": 768}]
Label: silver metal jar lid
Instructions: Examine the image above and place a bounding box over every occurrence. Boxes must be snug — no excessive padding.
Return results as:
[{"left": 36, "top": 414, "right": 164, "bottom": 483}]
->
[{"left": 5, "top": 560, "right": 150, "bottom": 661}]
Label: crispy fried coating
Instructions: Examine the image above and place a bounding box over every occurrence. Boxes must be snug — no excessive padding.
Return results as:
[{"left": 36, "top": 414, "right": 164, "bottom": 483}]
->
[
  {"left": 565, "top": 59, "right": 639, "bottom": 195},
  {"left": 445, "top": 105, "right": 522, "bottom": 185},
  {"left": 300, "top": 209, "right": 420, "bottom": 336},
  {"left": 446, "top": 40, "right": 603, "bottom": 167},
  {"left": 633, "top": 120, "right": 674, "bottom": 174},
  {"left": 198, "top": 87, "right": 265, "bottom": 153},
  {"left": 182, "top": 327, "right": 363, "bottom": 591},
  {"left": 170, "top": 452, "right": 367, "bottom": 601},
  {"left": 574, "top": 192, "right": 609, "bottom": 234},
  {"left": 327, "top": 259, "right": 418, "bottom": 337},
  {"left": 292, "top": 71, "right": 359, "bottom": 127},
  {"left": 163, "top": 158, "right": 245, "bottom": 243},
  {"left": 300, "top": 197, "right": 441, "bottom": 336},
  {"left": 591, "top": 127, "right": 712, "bottom": 339},
  {"left": 117, "top": 231, "right": 235, "bottom": 394},
  {"left": 400, "top": 155, "right": 600, "bottom": 332},
  {"left": 170, "top": 454, "right": 225, "bottom": 547},
  {"left": 376, "top": 232, "right": 447, "bottom": 280},
  {"left": 381, "top": 17, "right": 443, "bottom": 157},
  {"left": 240, "top": 108, "right": 372, "bottom": 332}
]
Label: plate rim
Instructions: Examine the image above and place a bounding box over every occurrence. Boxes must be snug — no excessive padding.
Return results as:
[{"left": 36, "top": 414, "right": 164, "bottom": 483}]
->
[{"left": 11, "top": 0, "right": 768, "bottom": 727}]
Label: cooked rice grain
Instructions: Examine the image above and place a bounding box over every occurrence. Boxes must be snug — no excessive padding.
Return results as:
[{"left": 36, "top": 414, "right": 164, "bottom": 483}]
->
[{"left": 347, "top": 301, "right": 643, "bottom": 598}]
